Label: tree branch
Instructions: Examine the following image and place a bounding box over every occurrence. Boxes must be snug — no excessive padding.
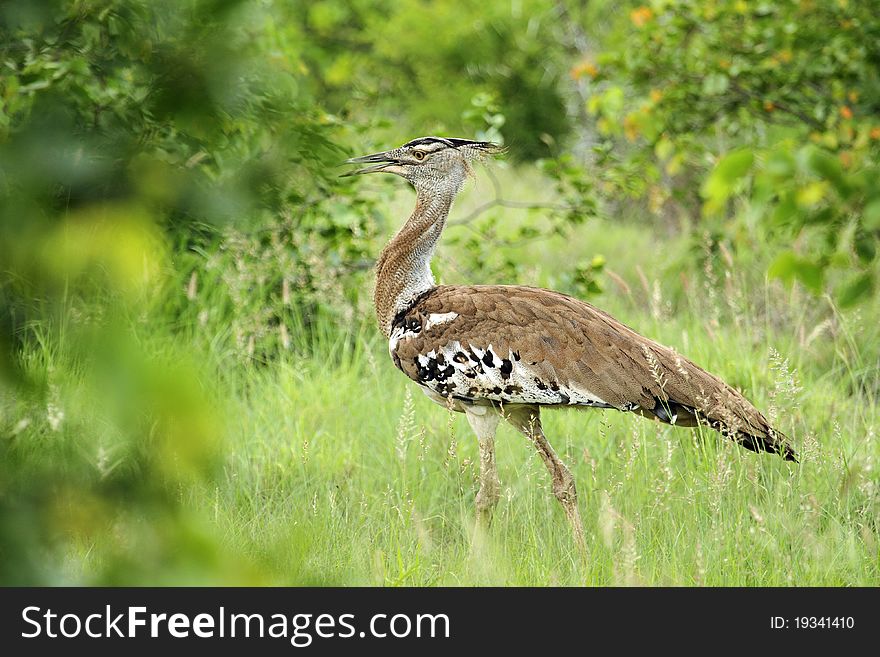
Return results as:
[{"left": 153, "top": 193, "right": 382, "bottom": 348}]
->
[{"left": 449, "top": 168, "right": 575, "bottom": 226}]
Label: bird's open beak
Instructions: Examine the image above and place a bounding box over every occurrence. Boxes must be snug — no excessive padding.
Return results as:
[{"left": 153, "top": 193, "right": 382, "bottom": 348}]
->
[{"left": 340, "top": 151, "right": 398, "bottom": 177}]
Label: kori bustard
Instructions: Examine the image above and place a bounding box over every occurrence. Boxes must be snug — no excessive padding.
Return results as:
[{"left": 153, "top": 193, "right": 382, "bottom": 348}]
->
[{"left": 345, "top": 136, "right": 796, "bottom": 549}]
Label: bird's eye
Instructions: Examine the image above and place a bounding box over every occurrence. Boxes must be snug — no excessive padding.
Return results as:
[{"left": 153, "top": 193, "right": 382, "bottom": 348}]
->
[{"left": 413, "top": 151, "right": 426, "bottom": 161}]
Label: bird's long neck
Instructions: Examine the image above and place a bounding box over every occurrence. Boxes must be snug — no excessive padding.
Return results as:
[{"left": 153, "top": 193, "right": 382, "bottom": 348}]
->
[{"left": 374, "top": 188, "right": 454, "bottom": 337}]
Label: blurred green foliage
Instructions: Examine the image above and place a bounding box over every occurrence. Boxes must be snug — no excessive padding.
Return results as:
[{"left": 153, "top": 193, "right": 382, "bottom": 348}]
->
[
  {"left": 0, "top": 0, "right": 391, "bottom": 361},
  {"left": 585, "top": 0, "right": 880, "bottom": 304},
  {"left": 0, "top": 0, "right": 376, "bottom": 584},
  {"left": 288, "top": 0, "right": 571, "bottom": 160}
]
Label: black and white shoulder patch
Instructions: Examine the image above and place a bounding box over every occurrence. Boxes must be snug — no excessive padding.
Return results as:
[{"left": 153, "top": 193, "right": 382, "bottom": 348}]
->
[{"left": 394, "top": 336, "right": 613, "bottom": 408}]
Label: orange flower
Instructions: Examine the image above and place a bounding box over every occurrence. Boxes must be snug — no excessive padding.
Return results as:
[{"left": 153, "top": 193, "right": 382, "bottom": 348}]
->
[
  {"left": 623, "top": 113, "right": 640, "bottom": 141},
  {"left": 650, "top": 88, "right": 663, "bottom": 103},
  {"left": 764, "top": 100, "right": 776, "bottom": 113},
  {"left": 838, "top": 151, "right": 853, "bottom": 168},
  {"left": 570, "top": 61, "right": 599, "bottom": 80},
  {"left": 870, "top": 126, "right": 880, "bottom": 140},
  {"left": 840, "top": 106, "right": 853, "bottom": 120},
  {"left": 630, "top": 6, "right": 653, "bottom": 27}
]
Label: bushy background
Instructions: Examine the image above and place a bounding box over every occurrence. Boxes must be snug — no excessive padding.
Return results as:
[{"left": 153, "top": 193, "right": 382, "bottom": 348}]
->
[{"left": 1, "top": 0, "right": 877, "bottom": 585}]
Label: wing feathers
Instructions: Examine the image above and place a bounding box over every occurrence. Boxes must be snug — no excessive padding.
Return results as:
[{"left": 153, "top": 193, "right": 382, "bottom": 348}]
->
[{"left": 390, "top": 284, "right": 796, "bottom": 459}]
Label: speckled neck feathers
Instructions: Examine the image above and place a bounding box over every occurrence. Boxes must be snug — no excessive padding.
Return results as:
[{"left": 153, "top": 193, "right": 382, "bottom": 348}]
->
[{"left": 374, "top": 190, "right": 454, "bottom": 337}]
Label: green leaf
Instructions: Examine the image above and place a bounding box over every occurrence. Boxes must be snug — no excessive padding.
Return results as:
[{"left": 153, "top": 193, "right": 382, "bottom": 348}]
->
[
  {"left": 714, "top": 149, "right": 755, "bottom": 185},
  {"left": 854, "top": 233, "right": 876, "bottom": 263},
  {"left": 764, "top": 149, "right": 795, "bottom": 180},
  {"left": 838, "top": 271, "right": 874, "bottom": 308},
  {"left": 654, "top": 137, "right": 674, "bottom": 161},
  {"left": 702, "top": 73, "right": 729, "bottom": 95},
  {"left": 701, "top": 148, "right": 754, "bottom": 214},
  {"left": 864, "top": 199, "right": 880, "bottom": 231},
  {"left": 770, "top": 195, "right": 797, "bottom": 226},
  {"left": 768, "top": 251, "right": 824, "bottom": 293},
  {"left": 796, "top": 181, "right": 828, "bottom": 208},
  {"left": 804, "top": 147, "right": 849, "bottom": 196}
]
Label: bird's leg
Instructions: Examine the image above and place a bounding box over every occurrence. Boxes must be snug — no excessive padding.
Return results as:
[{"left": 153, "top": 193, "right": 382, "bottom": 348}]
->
[
  {"left": 464, "top": 406, "right": 502, "bottom": 528},
  {"left": 504, "top": 406, "right": 587, "bottom": 556}
]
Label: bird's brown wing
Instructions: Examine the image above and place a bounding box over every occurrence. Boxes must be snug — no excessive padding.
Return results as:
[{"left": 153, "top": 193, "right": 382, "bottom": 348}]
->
[{"left": 389, "top": 284, "right": 796, "bottom": 460}]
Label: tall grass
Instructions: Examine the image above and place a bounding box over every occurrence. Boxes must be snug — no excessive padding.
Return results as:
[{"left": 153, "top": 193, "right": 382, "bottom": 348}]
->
[
  {"left": 198, "top": 283, "right": 877, "bottom": 586},
  {"left": 2, "top": 173, "right": 878, "bottom": 586}
]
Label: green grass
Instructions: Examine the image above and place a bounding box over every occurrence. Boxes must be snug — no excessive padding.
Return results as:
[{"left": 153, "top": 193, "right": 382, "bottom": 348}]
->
[
  {"left": 3, "top": 184, "right": 878, "bottom": 586},
  {"left": 199, "top": 296, "right": 876, "bottom": 586}
]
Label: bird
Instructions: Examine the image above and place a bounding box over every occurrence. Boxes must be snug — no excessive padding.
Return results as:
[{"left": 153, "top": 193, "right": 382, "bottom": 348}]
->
[{"left": 344, "top": 136, "right": 797, "bottom": 550}]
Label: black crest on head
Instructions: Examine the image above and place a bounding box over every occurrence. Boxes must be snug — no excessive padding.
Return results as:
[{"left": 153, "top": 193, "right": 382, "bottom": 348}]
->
[
  {"left": 402, "top": 136, "right": 493, "bottom": 150},
  {"left": 445, "top": 138, "right": 488, "bottom": 148}
]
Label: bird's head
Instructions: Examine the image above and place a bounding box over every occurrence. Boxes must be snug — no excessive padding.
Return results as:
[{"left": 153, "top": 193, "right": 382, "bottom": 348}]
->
[{"left": 342, "top": 136, "right": 503, "bottom": 196}]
